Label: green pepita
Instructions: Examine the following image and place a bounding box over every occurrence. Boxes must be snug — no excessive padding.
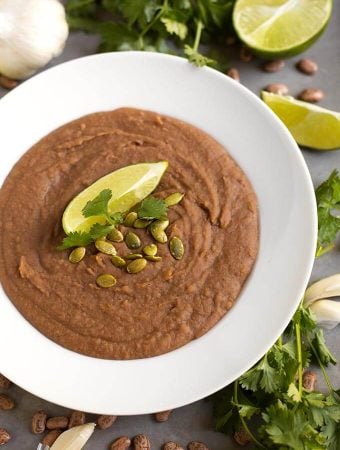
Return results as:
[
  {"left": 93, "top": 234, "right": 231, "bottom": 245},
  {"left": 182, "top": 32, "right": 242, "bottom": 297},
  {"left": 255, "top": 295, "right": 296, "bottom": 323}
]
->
[
  {"left": 169, "top": 236, "right": 185, "bottom": 260},
  {"left": 124, "top": 212, "right": 138, "bottom": 227},
  {"left": 125, "top": 232, "right": 141, "bottom": 249},
  {"left": 149, "top": 222, "right": 168, "bottom": 244},
  {"left": 95, "top": 239, "right": 117, "bottom": 255},
  {"left": 127, "top": 258, "right": 147, "bottom": 274},
  {"left": 164, "top": 192, "right": 184, "bottom": 207},
  {"left": 69, "top": 247, "right": 86, "bottom": 264},
  {"left": 96, "top": 273, "right": 117, "bottom": 288},
  {"left": 134, "top": 218, "right": 152, "bottom": 228},
  {"left": 145, "top": 255, "right": 162, "bottom": 262},
  {"left": 108, "top": 227, "right": 124, "bottom": 242},
  {"left": 154, "top": 219, "right": 169, "bottom": 231},
  {"left": 125, "top": 253, "right": 143, "bottom": 260},
  {"left": 143, "top": 244, "right": 158, "bottom": 256},
  {"left": 111, "top": 255, "right": 126, "bottom": 268}
]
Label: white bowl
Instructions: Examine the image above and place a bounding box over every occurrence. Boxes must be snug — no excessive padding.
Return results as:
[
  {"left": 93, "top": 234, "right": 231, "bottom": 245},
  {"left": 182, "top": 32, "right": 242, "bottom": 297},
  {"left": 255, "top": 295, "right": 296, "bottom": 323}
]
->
[{"left": 0, "top": 52, "right": 317, "bottom": 414}]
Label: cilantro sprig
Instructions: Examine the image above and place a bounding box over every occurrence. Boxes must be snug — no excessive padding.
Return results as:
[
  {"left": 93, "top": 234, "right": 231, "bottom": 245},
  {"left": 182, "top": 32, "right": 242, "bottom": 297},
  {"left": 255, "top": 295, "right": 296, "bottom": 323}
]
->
[
  {"left": 65, "top": 0, "right": 236, "bottom": 70},
  {"left": 58, "top": 189, "right": 123, "bottom": 250},
  {"left": 315, "top": 170, "right": 340, "bottom": 257},
  {"left": 213, "top": 302, "right": 340, "bottom": 450}
]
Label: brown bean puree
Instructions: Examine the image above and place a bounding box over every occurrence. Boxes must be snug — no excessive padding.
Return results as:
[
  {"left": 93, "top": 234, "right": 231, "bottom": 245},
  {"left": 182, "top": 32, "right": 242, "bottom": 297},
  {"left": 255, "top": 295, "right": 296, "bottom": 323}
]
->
[{"left": 0, "top": 108, "right": 259, "bottom": 360}]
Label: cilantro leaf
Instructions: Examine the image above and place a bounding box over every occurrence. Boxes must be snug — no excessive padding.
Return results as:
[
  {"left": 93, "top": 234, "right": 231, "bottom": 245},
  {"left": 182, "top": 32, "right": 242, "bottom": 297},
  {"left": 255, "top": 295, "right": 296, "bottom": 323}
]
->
[
  {"left": 261, "top": 401, "right": 326, "bottom": 450},
  {"left": 111, "top": 212, "right": 124, "bottom": 225},
  {"left": 82, "top": 189, "right": 112, "bottom": 218},
  {"left": 184, "top": 45, "right": 216, "bottom": 67},
  {"left": 57, "top": 231, "right": 92, "bottom": 250},
  {"left": 239, "top": 354, "right": 278, "bottom": 394},
  {"left": 89, "top": 223, "right": 113, "bottom": 240},
  {"left": 138, "top": 196, "right": 168, "bottom": 219},
  {"left": 233, "top": 403, "right": 260, "bottom": 420},
  {"left": 312, "top": 328, "right": 337, "bottom": 366},
  {"left": 315, "top": 170, "right": 340, "bottom": 257},
  {"left": 161, "top": 17, "right": 188, "bottom": 40}
]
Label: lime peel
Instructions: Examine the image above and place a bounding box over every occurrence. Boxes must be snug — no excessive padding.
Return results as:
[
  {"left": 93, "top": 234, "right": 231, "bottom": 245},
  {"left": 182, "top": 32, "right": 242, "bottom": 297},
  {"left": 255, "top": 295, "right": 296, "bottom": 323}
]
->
[
  {"left": 233, "top": 0, "right": 332, "bottom": 58},
  {"left": 262, "top": 91, "right": 340, "bottom": 150}
]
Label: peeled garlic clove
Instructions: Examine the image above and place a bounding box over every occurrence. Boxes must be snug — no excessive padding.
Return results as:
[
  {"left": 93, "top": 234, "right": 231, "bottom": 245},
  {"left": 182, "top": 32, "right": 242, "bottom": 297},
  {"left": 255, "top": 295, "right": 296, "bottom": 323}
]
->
[
  {"left": 304, "top": 274, "right": 340, "bottom": 307},
  {"left": 0, "top": 0, "right": 69, "bottom": 79},
  {"left": 50, "top": 423, "right": 95, "bottom": 450},
  {"left": 310, "top": 299, "right": 340, "bottom": 330}
]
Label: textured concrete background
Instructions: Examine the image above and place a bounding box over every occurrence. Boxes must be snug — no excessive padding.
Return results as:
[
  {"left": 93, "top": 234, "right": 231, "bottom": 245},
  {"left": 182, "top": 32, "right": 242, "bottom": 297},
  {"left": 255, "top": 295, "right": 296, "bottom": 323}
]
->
[{"left": 0, "top": 3, "right": 339, "bottom": 449}]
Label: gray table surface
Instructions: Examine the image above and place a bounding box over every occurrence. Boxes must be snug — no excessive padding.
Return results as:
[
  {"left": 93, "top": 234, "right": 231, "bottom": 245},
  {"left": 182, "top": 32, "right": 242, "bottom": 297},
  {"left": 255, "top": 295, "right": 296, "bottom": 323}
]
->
[{"left": 0, "top": 4, "right": 339, "bottom": 450}]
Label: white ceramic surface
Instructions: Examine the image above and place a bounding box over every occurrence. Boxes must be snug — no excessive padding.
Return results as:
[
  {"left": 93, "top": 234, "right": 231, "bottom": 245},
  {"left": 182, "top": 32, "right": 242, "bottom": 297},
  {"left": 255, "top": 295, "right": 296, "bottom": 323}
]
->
[{"left": 0, "top": 52, "right": 317, "bottom": 414}]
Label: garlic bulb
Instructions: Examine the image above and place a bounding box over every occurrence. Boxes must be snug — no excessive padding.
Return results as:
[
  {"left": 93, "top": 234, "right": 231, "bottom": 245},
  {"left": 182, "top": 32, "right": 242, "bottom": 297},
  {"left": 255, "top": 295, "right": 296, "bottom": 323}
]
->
[{"left": 0, "top": 0, "right": 69, "bottom": 80}]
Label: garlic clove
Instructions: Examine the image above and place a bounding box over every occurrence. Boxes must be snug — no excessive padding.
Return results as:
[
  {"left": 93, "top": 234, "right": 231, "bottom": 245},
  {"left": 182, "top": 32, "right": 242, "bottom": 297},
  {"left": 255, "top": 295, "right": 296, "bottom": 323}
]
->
[
  {"left": 310, "top": 299, "right": 340, "bottom": 330},
  {"left": 0, "top": 0, "right": 69, "bottom": 80},
  {"left": 50, "top": 423, "right": 96, "bottom": 450},
  {"left": 304, "top": 274, "right": 340, "bottom": 308}
]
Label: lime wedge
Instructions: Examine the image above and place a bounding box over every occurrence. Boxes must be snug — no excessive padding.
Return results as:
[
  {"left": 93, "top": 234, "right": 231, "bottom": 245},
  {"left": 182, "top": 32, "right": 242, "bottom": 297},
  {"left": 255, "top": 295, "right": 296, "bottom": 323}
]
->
[
  {"left": 62, "top": 161, "right": 168, "bottom": 234},
  {"left": 233, "top": 0, "right": 332, "bottom": 58},
  {"left": 262, "top": 91, "right": 340, "bottom": 150}
]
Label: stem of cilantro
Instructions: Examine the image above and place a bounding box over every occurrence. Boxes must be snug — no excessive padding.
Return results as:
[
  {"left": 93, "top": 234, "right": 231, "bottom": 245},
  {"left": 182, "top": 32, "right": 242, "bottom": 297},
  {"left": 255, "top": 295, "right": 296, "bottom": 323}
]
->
[
  {"left": 308, "top": 336, "right": 335, "bottom": 395},
  {"left": 277, "top": 335, "right": 283, "bottom": 349},
  {"left": 295, "top": 321, "right": 303, "bottom": 399},
  {"left": 192, "top": 20, "right": 204, "bottom": 53},
  {"left": 233, "top": 381, "right": 266, "bottom": 449},
  {"left": 140, "top": 0, "right": 168, "bottom": 39}
]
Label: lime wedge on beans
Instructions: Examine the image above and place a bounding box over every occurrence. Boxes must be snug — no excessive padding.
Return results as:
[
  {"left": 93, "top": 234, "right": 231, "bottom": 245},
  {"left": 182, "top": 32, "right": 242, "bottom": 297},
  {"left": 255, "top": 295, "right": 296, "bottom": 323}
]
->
[
  {"left": 262, "top": 91, "right": 340, "bottom": 150},
  {"left": 62, "top": 161, "right": 168, "bottom": 234}
]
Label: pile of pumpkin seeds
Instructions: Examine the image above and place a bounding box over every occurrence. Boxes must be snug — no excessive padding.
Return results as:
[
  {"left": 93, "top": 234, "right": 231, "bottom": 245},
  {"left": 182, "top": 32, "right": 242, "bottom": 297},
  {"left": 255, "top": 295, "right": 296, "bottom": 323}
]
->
[{"left": 68, "top": 192, "right": 185, "bottom": 288}]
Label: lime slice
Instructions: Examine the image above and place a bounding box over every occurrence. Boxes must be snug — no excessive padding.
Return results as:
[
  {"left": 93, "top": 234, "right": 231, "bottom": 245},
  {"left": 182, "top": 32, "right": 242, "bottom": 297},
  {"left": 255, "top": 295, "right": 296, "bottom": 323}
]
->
[
  {"left": 62, "top": 161, "right": 168, "bottom": 234},
  {"left": 262, "top": 91, "right": 340, "bottom": 150},
  {"left": 233, "top": 0, "right": 332, "bottom": 58}
]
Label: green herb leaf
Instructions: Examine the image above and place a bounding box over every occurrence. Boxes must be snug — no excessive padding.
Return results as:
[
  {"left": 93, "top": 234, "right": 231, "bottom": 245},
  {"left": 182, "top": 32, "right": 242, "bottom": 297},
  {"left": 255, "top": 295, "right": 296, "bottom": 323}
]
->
[
  {"left": 111, "top": 212, "right": 124, "bottom": 225},
  {"left": 315, "top": 170, "right": 340, "bottom": 257},
  {"left": 312, "top": 328, "right": 337, "bottom": 366},
  {"left": 57, "top": 231, "right": 92, "bottom": 250},
  {"left": 138, "top": 196, "right": 168, "bottom": 219},
  {"left": 89, "top": 223, "right": 113, "bottom": 240},
  {"left": 82, "top": 189, "right": 112, "bottom": 218},
  {"left": 161, "top": 17, "right": 188, "bottom": 40},
  {"left": 184, "top": 45, "right": 216, "bottom": 67}
]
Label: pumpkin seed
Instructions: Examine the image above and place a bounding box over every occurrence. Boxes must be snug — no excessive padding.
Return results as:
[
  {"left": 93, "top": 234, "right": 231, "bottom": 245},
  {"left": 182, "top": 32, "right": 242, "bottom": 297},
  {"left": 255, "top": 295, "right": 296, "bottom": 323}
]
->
[
  {"left": 95, "top": 239, "right": 117, "bottom": 255},
  {"left": 124, "top": 212, "right": 138, "bottom": 227},
  {"left": 108, "top": 227, "right": 124, "bottom": 242},
  {"left": 150, "top": 223, "right": 168, "bottom": 244},
  {"left": 111, "top": 255, "right": 126, "bottom": 268},
  {"left": 127, "top": 258, "right": 147, "bottom": 274},
  {"left": 125, "top": 232, "right": 141, "bottom": 249},
  {"left": 69, "top": 247, "right": 86, "bottom": 264},
  {"left": 165, "top": 192, "right": 184, "bottom": 207},
  {"left": 125, "top": 253, "right": 143, "bottom": 260},
  {"left": 149, "top": 220, "right": 169, "bottom": 243},
  {"left": 134, "top": 218, "right": 152, "bottom": 228},
  {"left": 145, "top": 255, "right": 162, "bottom": 262},
  {"left": 96, "top": 274, "right": 117, "bottom": 288},
  {"left": 143, "top": 244, "right": 158, "bottom": 256},
  {"left": 154, "top": 219, "right": 169, "bottom": 231},
  {"left": 169, "top": 236, "right": 184, "bottom": 260}
]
